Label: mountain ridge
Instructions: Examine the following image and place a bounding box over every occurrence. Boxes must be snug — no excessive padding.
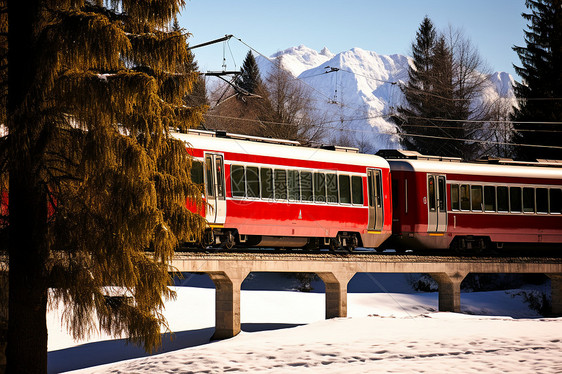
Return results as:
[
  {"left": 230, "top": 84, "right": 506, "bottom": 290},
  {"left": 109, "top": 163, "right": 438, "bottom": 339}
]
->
[{"left": 256, "top": 46, "right": 515, "bottom": 152}]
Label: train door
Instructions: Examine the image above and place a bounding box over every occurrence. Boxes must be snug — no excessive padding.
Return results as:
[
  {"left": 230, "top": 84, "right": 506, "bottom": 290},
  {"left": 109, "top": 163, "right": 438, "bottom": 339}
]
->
[
  {"left": 204, "top": 153, "right": 226, "bottom": 225},
  {"left": 367, "top": 169, "right": 383, "bottom": 231},
  {"left": 427, "top": 174, "right": 447, "bottom": 232}
]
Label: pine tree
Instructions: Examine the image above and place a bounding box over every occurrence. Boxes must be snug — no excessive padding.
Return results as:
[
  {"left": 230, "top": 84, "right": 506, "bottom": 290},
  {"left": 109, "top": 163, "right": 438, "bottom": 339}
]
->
[
  {"left": 2, "top": 1, "right": 205, "bottom": 372},
  {"left": 237, "top": 51, "right": 263, "bottom": 95},
  {"left": 392, "top": 16, "right": 439, "bottom": 154},
  {"left": 429, "top": 36, "right": 464, "bottom": 157},
  {"left": 512, "top": 0, "right": 562, "bottom": 160},
  {"left": 394, "top": 17, "right": 493, "bottom": 159}
]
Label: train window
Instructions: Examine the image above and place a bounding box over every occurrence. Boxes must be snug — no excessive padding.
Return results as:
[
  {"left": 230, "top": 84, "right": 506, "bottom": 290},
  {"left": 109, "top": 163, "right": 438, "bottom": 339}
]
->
[
  {"left": 339, "top": 175, "right": 351, "bottom": 204},
  {"left": 523, "top": 187, "right": 535, "bottom": 213},
  {"left": 484, "top": 186, "right": 496, "bottom": 212},
  {"left": 246, "top": 166, "right": 260, "bottom": 198},
  {"left": 205, "top": 156, "right": 215, "bottom": 198},
  {"left": 510, "top": 187, "right": 522, "bottom": 213},
  {"left": 190, "top": 160, "right": 204, "bottom": 186},
  {"left": 288, "top": 170, "right": 300, "bottom": 201},
  {"left": 260, "top": 168, "right": 273, "bottom": 199},
  {"left": 352, "top": 176, "right": 363, "bottom": 205},
  {"left": 215, "top": 157, "right": 225, "bottom": 199},
  {"left": 376, "top": 171, "right": 383, "bottom": 208},
  {"left": 438, "top": 177, "right": 446, "bottom": 212},
  {"left": 497, "top": 186, "right": 509, "bottom": 212},
  {"left": 451, "top": 184, "right": 459, "bottom": 210},
  {"left": 471, "top": 185, "right": 483, "bottom": 211},
  {"left": 428, "top": 176, "right": 436, "bottom": 211},
  {"left": 536, "top": 188, "right": 548, "bottom": 213},
  {"left": 314, "top": 172, "right": 326, "bottom": 202},
  {"left": 326, "top": 173, "right": 338, "bottom": 203},
  {"left": 231, "top": 165, "right": 245, "bottom": 198},
  {"left": 550, "top": 189, "right": 562, "bottom": 214},
  {"left": 460, "top": 184, "right": 470, "bottom": 211},
  {"left": 301, "top": 171, "right": 313, "bottom": 202},
  {"left": 274, "top": 169, "right": 287, "bottom": 200}
]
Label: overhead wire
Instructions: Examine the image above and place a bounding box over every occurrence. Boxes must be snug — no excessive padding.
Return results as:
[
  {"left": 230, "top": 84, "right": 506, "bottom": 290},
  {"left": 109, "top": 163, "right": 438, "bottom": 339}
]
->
[
  {"left": 195, "top": 35, "right": 562, "bottom": 150},
  {"left": 202, "top": 113, "right": 562, "bottom": 150},
  {"left": 231, "top": 36, "right": 369, "bottom": 114}
]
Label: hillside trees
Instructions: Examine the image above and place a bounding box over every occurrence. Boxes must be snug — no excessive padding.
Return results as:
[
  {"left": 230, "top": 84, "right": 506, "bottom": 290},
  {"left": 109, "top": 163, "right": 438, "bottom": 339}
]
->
[
  {"left": 393, "top": 17, "right": 494, "bottom": 159},
  {"left": 207, "top": 56, "right": 325, "bottom": 143},
  {"left": 2, "top": 1, "right": 205, "bottom": 372},
  {"left": 512, "top": 0, "right": 562, "bottom": 160},
  {"left": 205, "top": 51, "right": 269, "bottom": 135},
  {"left": 258, "top": 59, "right": 325, "bottom": 142}
]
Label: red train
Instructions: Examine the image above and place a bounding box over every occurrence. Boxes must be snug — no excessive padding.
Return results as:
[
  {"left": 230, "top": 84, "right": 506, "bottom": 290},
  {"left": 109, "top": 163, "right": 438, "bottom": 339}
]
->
[
  {"left": 177, "top": 130, "right": 562, "bottom": 254},
  {"left": 177, "top": 129, "right": 392, "bottom": 251},
  {"left": 379, "top": 149, "right": 562, "bottom": 253}
]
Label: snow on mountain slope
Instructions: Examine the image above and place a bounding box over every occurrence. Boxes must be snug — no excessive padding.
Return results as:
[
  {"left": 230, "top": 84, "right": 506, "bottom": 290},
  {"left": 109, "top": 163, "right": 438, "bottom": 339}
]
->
[
  {"left": 256, "top": 46, "right": 515, "bottom": 152},
  {"left": 261, "top": 45, "right": 334, "bottom": 78}
]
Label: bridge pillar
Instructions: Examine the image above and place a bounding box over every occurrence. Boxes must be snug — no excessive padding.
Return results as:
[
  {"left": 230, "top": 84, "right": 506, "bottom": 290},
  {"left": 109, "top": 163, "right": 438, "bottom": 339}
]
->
[
  {"left": 317, "top": 271, "right": 355, "bottom": 319},
  {"left": 547, "top": 274, "right": 562, "bottom": 316},
  {"left": 429, "top": 271, "right": 468, "bottom": 313},
  {"left": 207, "top": 269, "right": 249, "bottom": 340}
]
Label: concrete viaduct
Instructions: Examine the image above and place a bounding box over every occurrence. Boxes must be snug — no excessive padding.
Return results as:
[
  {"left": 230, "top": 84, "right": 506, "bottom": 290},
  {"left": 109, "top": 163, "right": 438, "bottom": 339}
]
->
[{"left": 169, "top": 252, "right": 562, "bottom": 340}]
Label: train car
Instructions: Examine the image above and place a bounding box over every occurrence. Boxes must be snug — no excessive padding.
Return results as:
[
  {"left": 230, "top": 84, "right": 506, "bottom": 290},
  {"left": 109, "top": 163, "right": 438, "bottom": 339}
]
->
[
  {"left": 378, "top": 150, "right": 562, "bottom": 253},
  {"left": 174, "top": 129, "right": 392, "bottom": 250}
]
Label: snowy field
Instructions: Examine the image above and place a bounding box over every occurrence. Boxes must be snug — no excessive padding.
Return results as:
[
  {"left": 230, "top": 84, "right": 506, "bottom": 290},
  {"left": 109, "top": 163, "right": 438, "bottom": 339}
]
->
[{"left": 47, "top": 273, "right": 562, "bottom": 373}]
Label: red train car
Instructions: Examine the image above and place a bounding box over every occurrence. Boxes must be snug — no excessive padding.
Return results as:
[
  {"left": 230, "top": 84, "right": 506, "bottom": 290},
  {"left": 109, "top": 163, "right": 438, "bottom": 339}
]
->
[
  {"left": 379, "top": 150, "right": 562, "bottom": 253},
  {"left": 175, "top": 130, "right": 392, "bottom": 250}
]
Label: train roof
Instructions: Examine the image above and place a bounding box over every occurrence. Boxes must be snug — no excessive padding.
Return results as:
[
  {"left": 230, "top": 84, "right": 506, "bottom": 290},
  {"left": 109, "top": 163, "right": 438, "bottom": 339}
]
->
[
  {"left": 377, "top": 149, "right": 562, "bottom": 180},
  {"left": 172, "top": 129, "right": 390, "bottom": 169}
]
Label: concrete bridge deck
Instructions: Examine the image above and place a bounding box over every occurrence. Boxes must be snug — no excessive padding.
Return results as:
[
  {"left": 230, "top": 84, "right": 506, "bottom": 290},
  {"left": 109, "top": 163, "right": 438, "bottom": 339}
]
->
[{"left": 170, "top": 252, "right": 562, "bottom": 339}]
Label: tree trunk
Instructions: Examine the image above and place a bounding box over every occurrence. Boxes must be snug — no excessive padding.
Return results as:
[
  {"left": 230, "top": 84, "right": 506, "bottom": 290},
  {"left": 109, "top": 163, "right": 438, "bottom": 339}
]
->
[
  {"left": 6, "top": 1, "right": 50, "bottom": 373},
  {"left": 0, "top": 271, "right": 7, "bottom": 374},
  {"left": 6, "top": 172, "right": 49, "bottom": 374},
  {"left": 6, "top": 181, "right": 49, "bottom": 374}
]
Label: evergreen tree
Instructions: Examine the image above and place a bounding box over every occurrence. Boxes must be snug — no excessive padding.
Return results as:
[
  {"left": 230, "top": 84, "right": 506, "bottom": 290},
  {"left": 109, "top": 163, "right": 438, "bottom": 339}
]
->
[
  {"left": 392, "top": 16, "right": 441, "bottom": 154},
  {"left": 429, "top": 36, "right": 466, "bottom": 156},
  {"left": 2, "top": 1, "right": 205, "bottom": 372},
  {"left": 237, "top": 51, "right": 263, "bottom": 95},
  {"left": 512, "top": 0, "right": 562, "bottom": 160},
  {"left": 394, "top": 17, "right": 493, "bottom": 159}
]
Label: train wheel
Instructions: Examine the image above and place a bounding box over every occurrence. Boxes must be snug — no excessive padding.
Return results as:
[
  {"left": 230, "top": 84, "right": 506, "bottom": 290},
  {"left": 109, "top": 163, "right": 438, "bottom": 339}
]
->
[
  {"left": 329, "top": 236, "right": 341, "bottom": 252},
  {"left": 346, "top": 234, "right": 358, "bottom": 252},
  {"left": 222, "top": 231, "right": 236, "bottom": 250},
  {"left": 202, "top": 229, "right": 214, "bottom": 248},
  {"left": 304, "top": 238, "right": 320, "bottom": 251}
]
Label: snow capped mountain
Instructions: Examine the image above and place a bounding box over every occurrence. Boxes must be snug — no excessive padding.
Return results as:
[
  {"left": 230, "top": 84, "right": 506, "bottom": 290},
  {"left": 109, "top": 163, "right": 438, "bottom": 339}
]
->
[
  {"left": 489, "top": 72, "right": 516, "bottom": 98},
  {"left": 265, "top": 45, "right": 335, "bottom": 77},
  {"left": 256, "top": 46, "right": 515, "bottom": 152}
]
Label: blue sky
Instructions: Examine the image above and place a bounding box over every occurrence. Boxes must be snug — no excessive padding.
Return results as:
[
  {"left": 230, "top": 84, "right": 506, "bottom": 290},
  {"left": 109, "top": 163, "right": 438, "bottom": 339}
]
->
[{"left": 179, "top": 1, "right": 528, "bottom": 78}]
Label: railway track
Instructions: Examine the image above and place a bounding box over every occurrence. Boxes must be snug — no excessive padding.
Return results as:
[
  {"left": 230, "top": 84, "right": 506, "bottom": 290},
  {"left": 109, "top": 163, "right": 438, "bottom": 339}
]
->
[{"left": 173, "top": 247, "right": 562, "bottom": 263}]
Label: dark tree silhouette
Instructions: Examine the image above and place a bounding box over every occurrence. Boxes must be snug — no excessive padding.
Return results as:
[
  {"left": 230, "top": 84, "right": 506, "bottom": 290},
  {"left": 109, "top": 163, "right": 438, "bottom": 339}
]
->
[
  {"left": 512, "top": 0, "right": 562, "bottom": 160},
  {"left": 2, "top": 1, "right": 205, "bottom": 372},
  {"left": 393, "top": 17, "right": 494, "bottom": 159},
  {"left": 236, "top": 51, "right": 264, "bottom": 95}
]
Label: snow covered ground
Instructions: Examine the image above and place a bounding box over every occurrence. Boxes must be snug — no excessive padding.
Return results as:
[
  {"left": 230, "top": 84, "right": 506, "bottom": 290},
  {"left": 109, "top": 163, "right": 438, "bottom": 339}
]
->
[{"left": 47, "top": 273, "right": 561, "bottom": 373}]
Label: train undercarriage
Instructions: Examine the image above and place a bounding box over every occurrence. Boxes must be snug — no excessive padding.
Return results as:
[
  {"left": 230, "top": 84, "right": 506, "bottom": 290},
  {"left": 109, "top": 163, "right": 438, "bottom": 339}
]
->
[{"left": 191, "top": 228, "right": 363, "bottom": 252}]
